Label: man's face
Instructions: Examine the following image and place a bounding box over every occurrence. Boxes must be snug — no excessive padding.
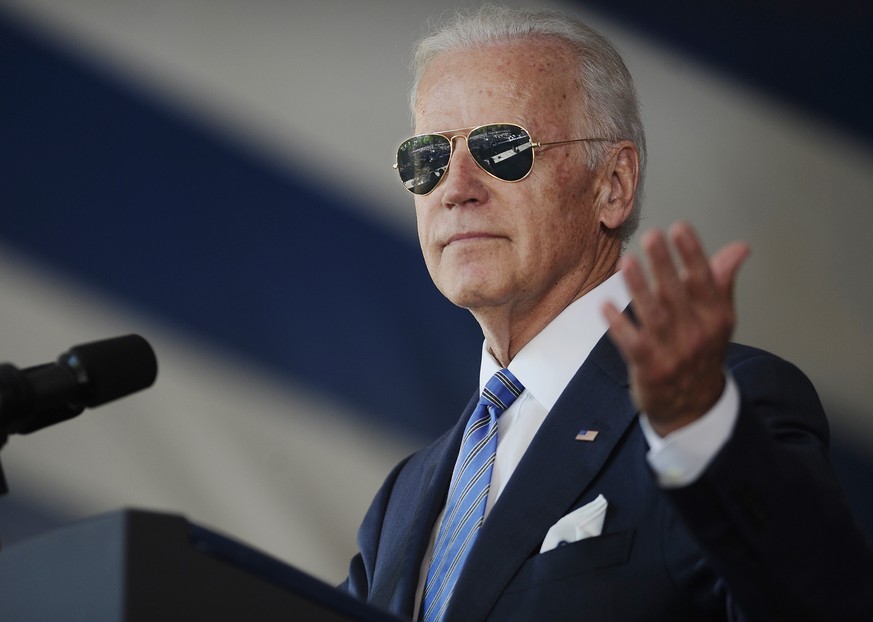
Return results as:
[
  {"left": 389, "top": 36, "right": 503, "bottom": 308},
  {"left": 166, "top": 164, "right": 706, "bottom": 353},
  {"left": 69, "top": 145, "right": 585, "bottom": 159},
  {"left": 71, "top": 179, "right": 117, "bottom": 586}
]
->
[{"left": 413, "top": 39, "right": 612, "bottom": 321}]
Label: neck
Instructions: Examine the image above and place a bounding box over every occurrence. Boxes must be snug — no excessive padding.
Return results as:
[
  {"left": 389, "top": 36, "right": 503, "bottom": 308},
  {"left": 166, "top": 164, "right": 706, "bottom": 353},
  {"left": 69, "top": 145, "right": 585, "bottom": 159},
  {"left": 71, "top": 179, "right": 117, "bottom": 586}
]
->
[{"left": 473, "top": 258, "right": 619, "bottom": 368}]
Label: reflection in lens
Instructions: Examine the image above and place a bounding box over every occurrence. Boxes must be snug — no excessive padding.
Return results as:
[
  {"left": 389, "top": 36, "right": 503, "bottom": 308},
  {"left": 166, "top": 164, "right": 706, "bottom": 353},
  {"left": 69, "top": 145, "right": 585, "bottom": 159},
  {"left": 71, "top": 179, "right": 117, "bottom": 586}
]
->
[
  {"left": 397, "top": 134, "right": 452, "bottom": 195},
  {"left": 468, "top": 124, "right": 533, "bottom": 181}
]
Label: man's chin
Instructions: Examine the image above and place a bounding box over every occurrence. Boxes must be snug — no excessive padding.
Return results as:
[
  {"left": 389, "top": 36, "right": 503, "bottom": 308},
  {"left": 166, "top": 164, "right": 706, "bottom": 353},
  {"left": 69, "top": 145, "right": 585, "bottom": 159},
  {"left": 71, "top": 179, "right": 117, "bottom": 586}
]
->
[
  {"left": 441, "top": 284, "right": 513, "bottom": 313},
  {"left": 430, "top": 258, "right": 518, "bottom": 307}
]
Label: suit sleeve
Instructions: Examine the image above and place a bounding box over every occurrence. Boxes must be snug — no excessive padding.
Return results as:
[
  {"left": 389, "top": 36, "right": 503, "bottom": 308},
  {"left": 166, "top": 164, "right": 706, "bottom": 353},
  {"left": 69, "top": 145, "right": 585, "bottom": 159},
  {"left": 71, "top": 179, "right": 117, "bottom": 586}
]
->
[{"left": 664, "top": 350, "right": 873, "bottom": 620}]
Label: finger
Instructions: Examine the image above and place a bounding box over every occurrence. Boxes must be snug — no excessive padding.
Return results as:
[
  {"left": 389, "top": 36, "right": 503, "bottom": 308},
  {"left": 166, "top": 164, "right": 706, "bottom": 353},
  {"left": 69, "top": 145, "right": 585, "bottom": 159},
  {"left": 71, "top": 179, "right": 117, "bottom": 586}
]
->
[
  {"left": 617, "top": 254, "right": 652, "bottom": 312},
  {"left": 671, "top": 222, "right": 718, "bottom": 301},
  {"left": 642, "top": 230, "right": 683, "bottom": 303},
  {"left": 603, "top": 301, "right": 644, "bottom": 362},
  {"left": 618, "top": 252, "right": 678, "bottom": 340},
  {"left": 710, "top": 242, "right": 750, "bottom": 295}
]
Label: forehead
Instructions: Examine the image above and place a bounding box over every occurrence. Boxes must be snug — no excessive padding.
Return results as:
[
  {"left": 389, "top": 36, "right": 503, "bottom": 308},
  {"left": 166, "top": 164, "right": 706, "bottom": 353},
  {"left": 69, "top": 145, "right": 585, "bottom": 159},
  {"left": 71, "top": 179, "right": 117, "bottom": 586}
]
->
[{"left": 414, "top": 38, "right": 583, "bottom": 133}]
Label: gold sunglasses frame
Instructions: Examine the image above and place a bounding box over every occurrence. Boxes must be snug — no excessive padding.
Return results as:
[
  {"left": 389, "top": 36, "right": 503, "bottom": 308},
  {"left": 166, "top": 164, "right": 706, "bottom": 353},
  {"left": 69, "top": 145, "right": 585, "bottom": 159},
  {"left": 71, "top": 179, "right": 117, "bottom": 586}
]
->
[{"left": 394, "top": 122, "right": 611, "bottom": 195}]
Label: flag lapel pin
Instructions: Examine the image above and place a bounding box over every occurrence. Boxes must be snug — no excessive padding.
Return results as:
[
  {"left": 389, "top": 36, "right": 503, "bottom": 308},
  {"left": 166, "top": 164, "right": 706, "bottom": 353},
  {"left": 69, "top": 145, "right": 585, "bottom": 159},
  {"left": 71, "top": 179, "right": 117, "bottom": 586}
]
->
[{"left": 575, "top": 429, "right": 599, "bottom": 442}]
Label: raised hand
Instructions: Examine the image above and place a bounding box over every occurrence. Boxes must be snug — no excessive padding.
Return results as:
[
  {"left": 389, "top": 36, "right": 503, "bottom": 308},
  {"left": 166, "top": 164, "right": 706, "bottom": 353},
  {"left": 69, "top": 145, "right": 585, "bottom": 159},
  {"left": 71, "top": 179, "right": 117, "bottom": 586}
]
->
[{"left": 603, "top": 222, "right": 750, "bottom": 436}]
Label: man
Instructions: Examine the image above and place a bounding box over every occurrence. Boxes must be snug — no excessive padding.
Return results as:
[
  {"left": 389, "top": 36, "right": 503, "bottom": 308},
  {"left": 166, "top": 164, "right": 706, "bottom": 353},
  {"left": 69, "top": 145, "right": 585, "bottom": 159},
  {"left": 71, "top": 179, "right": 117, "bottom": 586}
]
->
[{"left": 342, "top": 6, "right": 873, "bottom": 621}]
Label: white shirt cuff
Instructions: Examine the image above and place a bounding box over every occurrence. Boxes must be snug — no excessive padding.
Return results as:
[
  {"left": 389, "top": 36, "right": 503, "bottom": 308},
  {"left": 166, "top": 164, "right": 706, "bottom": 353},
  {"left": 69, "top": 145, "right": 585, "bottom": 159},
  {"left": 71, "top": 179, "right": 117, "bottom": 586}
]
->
[{"left": 640, "top": 372, "right": 740, "bottom": 488}]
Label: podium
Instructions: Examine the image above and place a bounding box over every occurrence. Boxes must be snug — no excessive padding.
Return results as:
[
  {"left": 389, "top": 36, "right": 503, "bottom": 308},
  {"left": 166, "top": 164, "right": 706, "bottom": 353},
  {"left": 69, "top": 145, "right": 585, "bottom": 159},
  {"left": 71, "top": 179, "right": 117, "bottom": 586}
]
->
[{"left": 0, "top": 509, "right": 403, "bottom": 622}]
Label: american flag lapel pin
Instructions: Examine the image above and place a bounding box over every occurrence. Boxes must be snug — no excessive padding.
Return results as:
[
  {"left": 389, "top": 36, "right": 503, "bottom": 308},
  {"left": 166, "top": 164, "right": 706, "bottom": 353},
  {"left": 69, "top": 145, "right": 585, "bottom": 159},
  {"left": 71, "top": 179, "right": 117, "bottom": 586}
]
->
[{"left": 575, "top": 429, "right": 599, "bottom": 442}]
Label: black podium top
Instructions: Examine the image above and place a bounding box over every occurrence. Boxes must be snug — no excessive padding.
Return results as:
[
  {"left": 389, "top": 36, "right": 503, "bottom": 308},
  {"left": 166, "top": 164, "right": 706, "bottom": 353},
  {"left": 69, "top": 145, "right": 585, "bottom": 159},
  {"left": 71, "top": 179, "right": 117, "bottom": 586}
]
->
[{"left": 0, "top": 508, "right": 404, "bottom": 622}]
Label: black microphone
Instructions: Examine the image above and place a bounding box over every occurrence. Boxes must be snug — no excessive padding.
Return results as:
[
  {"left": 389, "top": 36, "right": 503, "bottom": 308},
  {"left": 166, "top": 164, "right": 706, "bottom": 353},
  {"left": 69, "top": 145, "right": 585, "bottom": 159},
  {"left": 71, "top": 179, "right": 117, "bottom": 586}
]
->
[{"left": 0, "top": 334, "right": 157, "bottom": 437}]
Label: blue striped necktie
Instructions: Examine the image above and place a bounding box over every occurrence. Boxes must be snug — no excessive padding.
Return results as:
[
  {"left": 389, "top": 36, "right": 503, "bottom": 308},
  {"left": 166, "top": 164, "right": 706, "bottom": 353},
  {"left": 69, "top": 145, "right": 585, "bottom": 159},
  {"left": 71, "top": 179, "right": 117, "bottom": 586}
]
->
[{"left": 421, "top": 368, "right": 525, "bottom": 622}]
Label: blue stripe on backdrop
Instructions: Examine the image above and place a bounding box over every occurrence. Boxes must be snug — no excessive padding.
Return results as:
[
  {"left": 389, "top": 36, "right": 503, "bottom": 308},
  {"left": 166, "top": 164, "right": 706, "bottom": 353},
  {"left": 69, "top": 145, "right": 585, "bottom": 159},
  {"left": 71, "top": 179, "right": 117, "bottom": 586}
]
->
[
  {"left": 573, "top": 0, "right": 873, "bottom": 145},
  {"left": 0, "top": 10, "right": 482, "bottom": 441}
]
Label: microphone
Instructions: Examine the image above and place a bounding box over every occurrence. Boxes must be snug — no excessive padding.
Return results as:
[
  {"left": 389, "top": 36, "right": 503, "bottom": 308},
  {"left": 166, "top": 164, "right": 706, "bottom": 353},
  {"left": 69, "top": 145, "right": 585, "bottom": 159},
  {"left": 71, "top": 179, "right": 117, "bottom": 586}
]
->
[{"left": 0, "top": 334, "right": 158, "bottom": 437}]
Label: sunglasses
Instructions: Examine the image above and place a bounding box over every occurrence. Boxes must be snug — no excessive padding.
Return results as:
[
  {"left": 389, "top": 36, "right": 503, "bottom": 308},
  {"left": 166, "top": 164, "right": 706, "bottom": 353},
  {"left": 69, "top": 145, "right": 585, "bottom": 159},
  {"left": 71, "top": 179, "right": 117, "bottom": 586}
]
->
[{"left": 394, "top": 123, "right": 610, "bottom": 195}]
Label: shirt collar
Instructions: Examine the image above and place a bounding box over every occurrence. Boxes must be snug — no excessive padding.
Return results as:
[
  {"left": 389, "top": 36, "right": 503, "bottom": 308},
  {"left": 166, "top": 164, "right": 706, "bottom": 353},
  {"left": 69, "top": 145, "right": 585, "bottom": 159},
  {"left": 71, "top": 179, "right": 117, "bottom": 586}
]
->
[{"left": 479, "top": 271, "right": 631, "bottom": 411}]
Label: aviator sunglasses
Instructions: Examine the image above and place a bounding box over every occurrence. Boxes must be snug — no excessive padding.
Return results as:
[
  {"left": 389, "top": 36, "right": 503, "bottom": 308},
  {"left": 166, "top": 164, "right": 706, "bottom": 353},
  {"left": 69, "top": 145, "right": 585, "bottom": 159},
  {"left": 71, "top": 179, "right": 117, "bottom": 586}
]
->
[{"left": 394, "top": 123, "right": 610, "bottom": 195}]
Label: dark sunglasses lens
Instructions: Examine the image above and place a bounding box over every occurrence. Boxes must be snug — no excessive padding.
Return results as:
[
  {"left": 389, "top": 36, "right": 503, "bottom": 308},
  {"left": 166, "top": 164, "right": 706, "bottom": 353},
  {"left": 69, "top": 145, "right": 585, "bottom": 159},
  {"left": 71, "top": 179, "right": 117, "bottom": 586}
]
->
[
  {"left": 468, "top": 124, "right": 534, "bottom": 181},
  {"left": 396, "top": 134, "right": 452, "bottom": 195}
]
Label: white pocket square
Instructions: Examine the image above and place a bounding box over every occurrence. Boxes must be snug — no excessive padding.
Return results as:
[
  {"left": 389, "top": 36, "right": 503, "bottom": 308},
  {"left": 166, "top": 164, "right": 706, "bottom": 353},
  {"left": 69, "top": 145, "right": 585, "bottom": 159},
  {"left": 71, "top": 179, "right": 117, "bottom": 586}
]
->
[{"left": 539, "top": 494, "right": 608, "bottom": 553}]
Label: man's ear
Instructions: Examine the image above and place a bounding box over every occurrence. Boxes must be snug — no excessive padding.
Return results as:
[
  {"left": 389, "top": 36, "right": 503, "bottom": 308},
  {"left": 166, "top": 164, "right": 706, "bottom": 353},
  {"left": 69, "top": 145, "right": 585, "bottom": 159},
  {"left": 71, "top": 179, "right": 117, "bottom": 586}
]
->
[{"left": 597, "top": 141, "right": 639, "bottom": 232}]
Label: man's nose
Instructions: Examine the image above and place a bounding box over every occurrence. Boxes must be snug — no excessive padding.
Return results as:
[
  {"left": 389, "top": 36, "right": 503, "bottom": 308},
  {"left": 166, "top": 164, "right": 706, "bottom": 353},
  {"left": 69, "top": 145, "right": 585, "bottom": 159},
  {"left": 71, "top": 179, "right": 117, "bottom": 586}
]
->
[{"left": 438, "top": 136, "right": 489, "bottom": 206}]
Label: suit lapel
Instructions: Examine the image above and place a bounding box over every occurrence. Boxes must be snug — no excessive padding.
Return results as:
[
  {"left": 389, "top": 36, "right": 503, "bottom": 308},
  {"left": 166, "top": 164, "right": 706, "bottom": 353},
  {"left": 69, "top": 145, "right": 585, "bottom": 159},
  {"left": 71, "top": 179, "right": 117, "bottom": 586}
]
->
[{"left": 443, "top": 335, "right": 637, "bottom": 622}]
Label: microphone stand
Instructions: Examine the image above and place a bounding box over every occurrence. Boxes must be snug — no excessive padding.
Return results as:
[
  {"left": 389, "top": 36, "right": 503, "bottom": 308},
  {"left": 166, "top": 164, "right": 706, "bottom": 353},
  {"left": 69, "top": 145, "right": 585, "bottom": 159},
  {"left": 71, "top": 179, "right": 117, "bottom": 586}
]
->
[
  {"left": 0, "top": 440, "right": 7, "bottom": 497},
  {"left": 0, "top": 396, "right": 89, "bottom": 552},
  {"left": 0, "top": 434, "right": 7, "bottom": 550}
]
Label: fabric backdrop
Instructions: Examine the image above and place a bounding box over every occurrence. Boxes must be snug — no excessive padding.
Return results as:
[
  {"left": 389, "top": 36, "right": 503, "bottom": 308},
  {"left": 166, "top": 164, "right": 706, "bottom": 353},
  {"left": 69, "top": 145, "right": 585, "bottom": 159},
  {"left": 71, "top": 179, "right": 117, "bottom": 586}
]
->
[{"left": 1, "top": 0, "right": 870, "bottom": 582}]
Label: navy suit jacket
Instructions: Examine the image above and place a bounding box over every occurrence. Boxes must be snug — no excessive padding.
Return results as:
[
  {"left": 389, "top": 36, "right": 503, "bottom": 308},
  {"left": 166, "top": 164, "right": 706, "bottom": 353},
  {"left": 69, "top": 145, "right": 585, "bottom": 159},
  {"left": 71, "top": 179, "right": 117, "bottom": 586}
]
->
[{"left": 342, "top": 336, "right": 873, "bottom": 620}]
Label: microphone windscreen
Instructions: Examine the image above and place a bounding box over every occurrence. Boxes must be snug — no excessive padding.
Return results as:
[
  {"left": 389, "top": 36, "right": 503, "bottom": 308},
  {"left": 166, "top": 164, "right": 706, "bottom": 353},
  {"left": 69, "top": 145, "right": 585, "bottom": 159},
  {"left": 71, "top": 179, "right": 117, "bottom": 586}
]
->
[{"left": 63, "top": 335, "right": 158, "bottom": 407}]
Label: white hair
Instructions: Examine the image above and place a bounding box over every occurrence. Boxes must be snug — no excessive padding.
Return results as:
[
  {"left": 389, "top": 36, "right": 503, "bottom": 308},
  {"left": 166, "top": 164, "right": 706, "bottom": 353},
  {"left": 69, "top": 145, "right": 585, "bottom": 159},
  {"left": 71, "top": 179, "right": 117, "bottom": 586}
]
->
[{"left": 410, "top": 4, "right": 646, "bottom": 240}]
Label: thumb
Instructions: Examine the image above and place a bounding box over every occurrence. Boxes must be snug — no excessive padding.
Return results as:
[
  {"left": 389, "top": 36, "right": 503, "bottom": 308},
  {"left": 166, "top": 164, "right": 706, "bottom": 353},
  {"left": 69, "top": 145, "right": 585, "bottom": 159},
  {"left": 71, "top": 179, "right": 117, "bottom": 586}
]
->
[{"left": 711, "top": 241, "right": 750, "bottom": 296}]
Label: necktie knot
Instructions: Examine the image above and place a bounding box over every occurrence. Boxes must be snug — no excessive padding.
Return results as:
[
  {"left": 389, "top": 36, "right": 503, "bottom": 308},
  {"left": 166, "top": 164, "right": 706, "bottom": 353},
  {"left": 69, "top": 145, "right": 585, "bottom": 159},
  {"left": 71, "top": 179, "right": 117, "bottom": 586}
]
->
[{"left": 480, "top": 368, "right": 525, "bottom": 414}]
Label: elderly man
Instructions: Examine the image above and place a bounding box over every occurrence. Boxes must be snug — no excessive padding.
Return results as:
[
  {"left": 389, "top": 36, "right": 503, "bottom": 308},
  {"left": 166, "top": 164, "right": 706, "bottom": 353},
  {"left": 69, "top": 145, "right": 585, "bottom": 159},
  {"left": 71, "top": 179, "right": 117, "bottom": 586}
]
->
[{"left": 342, "top": 6, "right": 873, "bottom": 621}]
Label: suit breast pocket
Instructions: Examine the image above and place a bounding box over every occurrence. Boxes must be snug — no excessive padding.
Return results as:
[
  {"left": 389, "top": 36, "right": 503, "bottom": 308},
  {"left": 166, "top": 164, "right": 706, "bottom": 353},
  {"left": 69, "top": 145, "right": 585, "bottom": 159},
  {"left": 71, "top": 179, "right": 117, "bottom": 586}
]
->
[{"left": 505, "top": 529, "right": 635, "bottom": 594}]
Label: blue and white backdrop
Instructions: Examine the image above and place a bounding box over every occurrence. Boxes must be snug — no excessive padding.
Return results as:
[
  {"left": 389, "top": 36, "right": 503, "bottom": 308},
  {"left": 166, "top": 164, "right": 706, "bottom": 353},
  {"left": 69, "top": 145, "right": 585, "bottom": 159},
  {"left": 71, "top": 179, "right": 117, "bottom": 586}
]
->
[{"left": 1, "top": 0, "right": 871, "bottom": 582}]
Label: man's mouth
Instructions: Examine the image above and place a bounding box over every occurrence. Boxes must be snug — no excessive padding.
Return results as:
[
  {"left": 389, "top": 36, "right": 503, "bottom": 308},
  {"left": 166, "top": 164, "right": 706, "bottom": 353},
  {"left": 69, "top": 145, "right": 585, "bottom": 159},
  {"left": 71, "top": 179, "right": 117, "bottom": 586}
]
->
[{"left": 445, "top": 232, "right": 501, "bottom": 246}]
